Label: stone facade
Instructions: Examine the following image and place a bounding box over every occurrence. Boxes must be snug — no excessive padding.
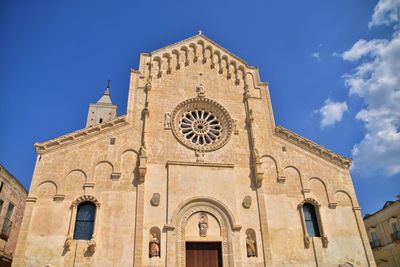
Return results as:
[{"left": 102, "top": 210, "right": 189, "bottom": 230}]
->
[
  {"left": 0, "top": 164, "right": 27, "bottom": 267},
  {"left": 13, "top": 34, "right": 376, "bottom": 266},
  {"left": 364, "top": 200, "right": 400, "bottom": 266}
]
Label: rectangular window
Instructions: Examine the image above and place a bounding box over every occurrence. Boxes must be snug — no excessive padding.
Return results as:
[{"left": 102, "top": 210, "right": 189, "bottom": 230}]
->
[{"left": 1, "top": 203, "right": 14, "bottom": 240}]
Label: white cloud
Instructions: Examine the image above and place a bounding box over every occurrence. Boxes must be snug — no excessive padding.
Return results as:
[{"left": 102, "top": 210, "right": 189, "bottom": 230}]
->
[
  {"left": 369, "top": 0, "right": 400, "bottom": 28},
  {"left": 311, "top": 52, "right": 320, "bottom": 61},
  {"left": 318, "top": 99, "right": 348, "bottom": 128},
  {"left": 342, "top": 0, "right": 400, "bottom": 176}
]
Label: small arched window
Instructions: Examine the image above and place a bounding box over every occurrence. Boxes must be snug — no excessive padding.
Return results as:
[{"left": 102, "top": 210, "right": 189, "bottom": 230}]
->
[
  {"left": 303, "top": 203, "right": 320, "bottom": 237},
  {"left": 73, "top": 202, "right": 96, "bottom": 240}
]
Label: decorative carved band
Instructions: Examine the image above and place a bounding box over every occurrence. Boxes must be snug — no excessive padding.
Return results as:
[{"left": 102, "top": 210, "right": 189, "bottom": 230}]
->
[{"left": 71, "top": 195, "right": 101, "bottom": 208}]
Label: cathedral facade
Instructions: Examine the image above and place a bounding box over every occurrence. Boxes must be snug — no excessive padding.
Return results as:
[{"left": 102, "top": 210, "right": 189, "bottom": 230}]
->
[{"left": 13, "top": 34, "right": 375, "bottom": 267}]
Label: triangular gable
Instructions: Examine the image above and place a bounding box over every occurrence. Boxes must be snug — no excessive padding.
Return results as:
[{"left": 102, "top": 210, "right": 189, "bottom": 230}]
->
[{"left": 150, "top": 32, "right": 255, "bottom": 70}]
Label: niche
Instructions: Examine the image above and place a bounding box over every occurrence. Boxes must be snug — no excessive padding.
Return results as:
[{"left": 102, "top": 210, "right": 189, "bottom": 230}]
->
[
  {"left": 149, "top": 227, "right": 161, "bottom": 258},
  {"left": 245, "top": 228, "right": 257, "bottom": 257}
]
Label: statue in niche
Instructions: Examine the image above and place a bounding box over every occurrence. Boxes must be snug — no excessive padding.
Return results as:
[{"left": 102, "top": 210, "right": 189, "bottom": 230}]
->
[
  {"left": 198, "top": 212, "right": 208, "bottom": 237},
  {"left": 246, "top": 234, "right": 256, "bottom": 257},
  {"left": 149, "top": 232, "right": 160, "bottom": 258}
]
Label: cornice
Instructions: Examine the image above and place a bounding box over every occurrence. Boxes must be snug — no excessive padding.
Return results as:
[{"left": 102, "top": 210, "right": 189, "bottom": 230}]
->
[
  {"left": 274, "top": 126, "right": 352, "bottom": 169},
  {"left": 166, "top": 161, "right": 234, "bottom": 169},
  {"left": 34, "top": 116, "right": 128, "bottom": 154}
]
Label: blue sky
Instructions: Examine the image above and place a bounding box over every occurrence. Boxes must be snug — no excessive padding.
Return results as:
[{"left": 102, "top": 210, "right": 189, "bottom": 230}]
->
[{"left": 0, "top": 0, "right": 399, "bottom": 215}]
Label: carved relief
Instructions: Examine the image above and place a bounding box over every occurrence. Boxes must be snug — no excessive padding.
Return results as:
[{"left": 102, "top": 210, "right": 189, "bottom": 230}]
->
[
  {"left": 71, "top": 195, "right": 100, "bottom": 208},
  {"left": 232, "top": 119, "right": 239, "bottom": 135},
  {"left": 64, "top": 237, "right": 72, "bottom": 251},
  {"left": 242, "top": 196, "right": 252, "bottom": 209},
  {"left": 164, "top": 113, "right": 171, "bottom": 129},
  {"left": 198, "top": 212, "right": 208, "bottom": 237},
  {"left": 151, "top": 193, "right": 160, "bottom": 206},
  {"left": 87, "top": 239, "right": 96, "bottom": 253}
]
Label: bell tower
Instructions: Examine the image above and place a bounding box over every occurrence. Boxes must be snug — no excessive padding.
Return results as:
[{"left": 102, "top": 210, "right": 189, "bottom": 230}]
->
[{"left": 86, "top": 81, "right": 117, "bottom": 127}]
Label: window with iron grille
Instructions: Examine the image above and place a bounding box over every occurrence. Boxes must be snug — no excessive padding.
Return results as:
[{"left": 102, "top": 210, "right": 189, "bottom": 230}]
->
[
  {"left": 303, "top": 203, "right": 321, "bottom": 237},
  {"left": 73, "top": 202, "right": 96, "bottom": 240}
]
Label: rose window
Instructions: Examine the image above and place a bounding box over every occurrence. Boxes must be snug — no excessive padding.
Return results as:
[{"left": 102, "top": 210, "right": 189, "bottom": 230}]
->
[
  {"left": 179, "top": 110, "right": 222, "bottom": 145},
  {"left": 171, "top": 97, "right": 233, "bottom": 151}
]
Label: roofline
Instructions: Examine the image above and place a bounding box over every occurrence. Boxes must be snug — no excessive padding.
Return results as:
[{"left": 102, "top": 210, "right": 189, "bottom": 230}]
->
[
  {"left": 0, "top": 164, "right": 28, "bottom": 194},
  {"left": 149, "top": 32, "right": 258, "bottom": 70},
  {"left": 274, "top": 125, "right": 352, "bottom": 169},
  {"left": 363, "top": 199, "right": 400, "bottom": 220},
  {"left": 34, "top": 115, "right": 128, "bottom": 154}
]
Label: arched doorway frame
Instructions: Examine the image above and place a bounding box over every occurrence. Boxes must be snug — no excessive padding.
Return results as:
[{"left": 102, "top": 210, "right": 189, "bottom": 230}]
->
[{"left": 166, "top": 196, "right": 242, "bottom": 267}]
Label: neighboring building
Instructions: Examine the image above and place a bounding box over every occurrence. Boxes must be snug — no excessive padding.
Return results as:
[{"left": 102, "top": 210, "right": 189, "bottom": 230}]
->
[
  {"left": 0, "top": 165, "right": 27, "bottom": 267},
  {"left": 13, "top": 33, "right": 375, "bottom": 266},
  {"left": 364, "top": 199, "right": 400, "bottom": 266}
]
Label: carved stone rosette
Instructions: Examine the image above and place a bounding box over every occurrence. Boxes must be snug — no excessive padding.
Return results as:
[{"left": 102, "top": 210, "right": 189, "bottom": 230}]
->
[{"left": 170, "top": 97, "right": 233, "bottom": 152}]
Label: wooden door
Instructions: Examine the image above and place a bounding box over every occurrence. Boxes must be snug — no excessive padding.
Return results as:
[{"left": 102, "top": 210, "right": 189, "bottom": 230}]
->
[{"left": 185, "top": 242, "right": 222, "bottom": 267}]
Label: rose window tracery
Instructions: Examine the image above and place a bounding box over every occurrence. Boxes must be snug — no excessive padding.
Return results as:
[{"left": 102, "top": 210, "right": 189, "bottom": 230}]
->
[
  {"left": 179, "top": 110, "right": 222, "bottom": 145},
  {"left": 171, "top": 97, "right": 232, "bottom": 151}
]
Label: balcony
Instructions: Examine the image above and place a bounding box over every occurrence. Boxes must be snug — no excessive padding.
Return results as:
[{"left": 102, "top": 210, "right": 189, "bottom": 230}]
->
[
  {"left": 0, "top": 218, "right": 12, "bottom": 240},
  {"left": 391, "top": 231, "right": 400, "bottom": 242},
  {"left": 370, "top": 239, "right": 381, "bottom": 249}
]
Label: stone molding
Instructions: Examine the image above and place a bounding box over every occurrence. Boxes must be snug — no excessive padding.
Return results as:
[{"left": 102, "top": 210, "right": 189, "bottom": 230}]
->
[
  {"left": 298, "top": 198, "right": 329, "bottom": 248},
  {"left": 166, "top": 197, "right": 241, "bottom": 267},
  {"left": 166, "top": 161, "right": 234, "bottom": 169},
  {"left": 71, "top": 195, "right": 101, "bottom": 208},
  {"left": 275, "top": 125, "right": 352, "bottom": 169},
  {"left": 35, "top": 116, "right": 128, "bottom": 154}
]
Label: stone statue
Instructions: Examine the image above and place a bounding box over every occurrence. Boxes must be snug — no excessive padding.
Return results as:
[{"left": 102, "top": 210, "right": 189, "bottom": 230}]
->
[
  {"left": 246, "top": 234, "right": 256, "bottom": 257},
  {"left": 164, "top": 113, "right": 171, "bottom": 129},
  {"left": 196, "top": 84, "right": 206, "bottom": 98},
  {"left": 198, "top": 212, "right": 208, "bottom": 237},
  {"left": 149, "top": 233, "right": 160, "bottom": 258}
]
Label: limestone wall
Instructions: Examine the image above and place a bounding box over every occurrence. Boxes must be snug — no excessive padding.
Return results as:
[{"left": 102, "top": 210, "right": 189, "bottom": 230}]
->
[{"left": 13, "top": 34, "right": 375, "bottom": 267}]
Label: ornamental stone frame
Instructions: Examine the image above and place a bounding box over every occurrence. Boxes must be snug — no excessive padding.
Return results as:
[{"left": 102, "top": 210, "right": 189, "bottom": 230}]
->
[
  {"left": 170, "top": 96, "right": 233, "bottom": 152},
  {"left": 298, "top": 198, "right": 328, "bottom": 248},
  {"left": 165, "top": 197, "right": 242, "bottom": 267},
  {"left": 65, "top": 195, "right": 101, "bottom": 252}
]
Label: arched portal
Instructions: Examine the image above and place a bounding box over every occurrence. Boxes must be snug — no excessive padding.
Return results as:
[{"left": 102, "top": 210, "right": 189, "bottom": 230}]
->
[{"left": 166, "top": 197, "right": 241, "bottom": 267}]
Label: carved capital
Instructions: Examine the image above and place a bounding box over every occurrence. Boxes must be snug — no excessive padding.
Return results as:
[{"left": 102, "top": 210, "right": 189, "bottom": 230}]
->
[
  {"left": 304, "top": 236, "right": 310, "bottom": 248},
  {"left": 87, "top": 239, "right": 96, "bottom": 253},
  {"left": 322, "top": 235, "right": 329, "bottom": 248},
  {"left": 64, "top": 237, "right": 72, "bottom": 251}
]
